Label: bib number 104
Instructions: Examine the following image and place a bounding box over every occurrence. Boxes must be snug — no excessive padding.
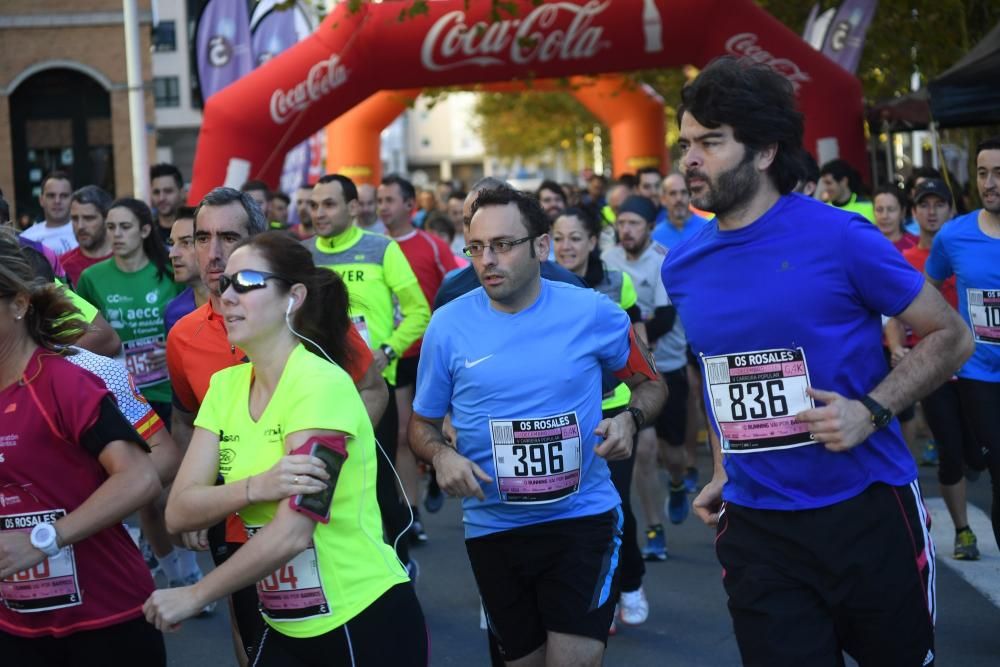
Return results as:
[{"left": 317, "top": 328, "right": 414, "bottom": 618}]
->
[
  {"left": 729, "top": 379, "right": 789, "bottom": 420},
  {"left": 511, "top": 442, "right": 564, "bottom": 477}
]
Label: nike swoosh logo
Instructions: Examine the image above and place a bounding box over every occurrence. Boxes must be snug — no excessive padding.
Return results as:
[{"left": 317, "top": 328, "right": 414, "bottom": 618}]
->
[{"left": 464, "top": 354, "right": 494, "bottom": 368}]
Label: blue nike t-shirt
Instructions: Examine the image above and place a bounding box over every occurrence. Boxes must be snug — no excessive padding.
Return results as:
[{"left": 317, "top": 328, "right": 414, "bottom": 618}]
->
[
  {"left": 414, "top": 279, "right": 628, "bottom": 537},
  {"left": 661, "top": 193, "right": 923, "bottom": 511},
  {"left": 925, "top": 209, "right": 1000, "bottom": 382}
]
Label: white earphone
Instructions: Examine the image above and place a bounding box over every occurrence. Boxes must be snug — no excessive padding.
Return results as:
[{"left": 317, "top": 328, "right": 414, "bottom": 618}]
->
[{"left": 285, "top": 297, "right": 294, "bottom": 316}]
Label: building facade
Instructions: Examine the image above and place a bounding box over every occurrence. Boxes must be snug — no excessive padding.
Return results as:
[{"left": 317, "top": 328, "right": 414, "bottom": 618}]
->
[{"left": 0, "top": 0, "right": 155, "bottom": 221}]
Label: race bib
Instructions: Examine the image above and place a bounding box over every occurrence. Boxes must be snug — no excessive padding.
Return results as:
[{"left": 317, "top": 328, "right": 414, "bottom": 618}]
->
[
  {"left": 351, "top": 315, "right": 372, "bottom": 348},
  {"left": 967, "top": 289, "right": 1000, "bottom": 345},
  {"left": 703, "top": 348, "right": 815, "bottom": 454},
  {"left": 490, "top": 412, "right": 582, "bottom": 504},
  {"left": 123, "top": 334, "right": 167, "bottom": 387},
  {"left": 247, "top": 525, "right": 330, "bottom": 621},
  {"left": 1, "top": 510, "right": 81, "bottom": 613}
]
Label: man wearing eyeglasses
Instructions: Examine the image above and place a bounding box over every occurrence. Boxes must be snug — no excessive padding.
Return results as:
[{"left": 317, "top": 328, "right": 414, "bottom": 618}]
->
[{"left": 410, "top": 187, "right": 666, "bottom": 667}]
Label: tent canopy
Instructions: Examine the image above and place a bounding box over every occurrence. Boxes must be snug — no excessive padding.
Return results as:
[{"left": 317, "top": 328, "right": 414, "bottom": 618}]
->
[{"left": 867, "top": 21, "right": 1000, "bottom": 131}]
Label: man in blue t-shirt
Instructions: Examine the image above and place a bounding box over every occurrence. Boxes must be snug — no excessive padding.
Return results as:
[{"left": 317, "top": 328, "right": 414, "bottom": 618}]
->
[
  {"left": 925, "top": 136, "right": 1000, "bottom": 553},
  {"left": 652, "top": 172, "right": 709, "bottom": 250},
  {"left": 663, "top": 57, "right": 972, "bottom": 667},
  {"left": 410, "top": 187, "right": 665, "bottom": 666}
]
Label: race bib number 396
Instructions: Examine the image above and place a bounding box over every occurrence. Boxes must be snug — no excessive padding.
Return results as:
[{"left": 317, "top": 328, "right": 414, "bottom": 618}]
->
[
  {"left": 703, "top": 348, "right": 815, "bottom": 454},
  {"left": 490, "top": 412, "right": 582, "bottom": 504},
  {"left": 967, "top": 289, "right": 1000, "bottom": 345}
]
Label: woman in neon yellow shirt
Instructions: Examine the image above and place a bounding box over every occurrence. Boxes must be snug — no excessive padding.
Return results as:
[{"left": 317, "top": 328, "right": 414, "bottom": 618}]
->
[{"left": 143, "top": 232, "right": 427, "bottom": 666}]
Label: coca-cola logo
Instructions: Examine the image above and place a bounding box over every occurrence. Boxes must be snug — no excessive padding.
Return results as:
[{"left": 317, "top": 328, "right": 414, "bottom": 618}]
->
[
  {"left": 270, "top": 54, "right": 349, "bottom": 125},
  {"left": 421, "top": 0, "right": 610, "bottom": 72},
  {"left": 725, "top": 33, "right": 811, "bottom": 90}
]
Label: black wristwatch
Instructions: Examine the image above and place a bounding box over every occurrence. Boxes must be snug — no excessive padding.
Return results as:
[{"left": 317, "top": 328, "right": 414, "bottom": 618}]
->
[
  {"left": 625, "top": 407, "right": 645, "bottom": 432},
  {"left": 859, "top": 395, "right": 893, "bottom": 430},
  {"left": 379, "top": 344, "right": 397, "bottom": 363}
]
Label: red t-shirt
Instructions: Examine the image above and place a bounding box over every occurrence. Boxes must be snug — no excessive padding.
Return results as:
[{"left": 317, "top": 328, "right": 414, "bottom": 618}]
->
[
  {"left": 166, "top": 301, "right": 373, "bottom": 542},
  {"left": 902, "top": 244, "right": 958, "bottom": 346},
  {"left": 0, "top": 349, "right": 153, "bottom": 637},
  {"left": 892, "top": 233, "right": 919, "bottom": 253},
  {"left": 393, "top": 228, "right": 458, "bottom": 357},
  {"left": 59, "top": 249, "right": 111, "bottom": 287}
]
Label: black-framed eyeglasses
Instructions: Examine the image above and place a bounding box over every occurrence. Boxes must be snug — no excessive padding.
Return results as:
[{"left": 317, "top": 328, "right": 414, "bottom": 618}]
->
[
  {"left": 463, "top": 236, "right": 536, "bottom": 258},
  {"left": 218, "top": 270, "right": 290, "bottom": 294}
]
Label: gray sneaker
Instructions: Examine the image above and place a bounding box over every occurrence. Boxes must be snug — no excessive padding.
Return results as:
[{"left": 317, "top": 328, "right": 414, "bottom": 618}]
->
[{"left": 954, "top": 528, "right": 980, "bottom": 561}]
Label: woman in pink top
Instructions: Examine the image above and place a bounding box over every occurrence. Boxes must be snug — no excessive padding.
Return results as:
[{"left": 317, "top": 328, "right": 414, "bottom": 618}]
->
[{"left": 874, "top": 185, "right": 918, "bottom": 252}]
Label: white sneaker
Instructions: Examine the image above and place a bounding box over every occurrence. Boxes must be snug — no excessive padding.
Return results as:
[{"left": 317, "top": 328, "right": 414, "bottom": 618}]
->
[{"left": 618, "top": 587, "right": 649, "bottom": 625}]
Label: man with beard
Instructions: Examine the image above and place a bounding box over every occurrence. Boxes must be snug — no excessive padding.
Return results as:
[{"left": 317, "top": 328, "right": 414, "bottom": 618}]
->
[
  {"left": 60, "top": 185, "right": 113, "bottom": 285},
  {"left": 536, "top": 180, "right": 567, "bottom": 223},
  {"left": 602, "top": 196, "right": 691, "bottom": 561},
  {"left": 926, "top": 138, "right": 1000, "bottom": 560},
  {"left": 292, "top": 185, "right": 316, "bottom": 240},
  {"left": 150, "top": 163, "right": 185, "bottom": 246},
  {"left": 663, "top": 57, "right": 972, "bottom": 666}
]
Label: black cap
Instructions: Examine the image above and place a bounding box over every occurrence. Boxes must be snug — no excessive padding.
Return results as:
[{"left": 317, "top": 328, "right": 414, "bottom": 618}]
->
[
  {"left": 912, "top": 178, "right": 952, "bottom": 205},
  {"left": 617, "top": 195, "right": 657, "bottom": 223}
]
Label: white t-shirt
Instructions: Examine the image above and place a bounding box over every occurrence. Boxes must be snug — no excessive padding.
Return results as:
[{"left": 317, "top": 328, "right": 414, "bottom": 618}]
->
[
  {"left": 20, "top": 220, "right": 78, "bottom": 253},
  {"left": 602, "top": 241, "right": 687, "bottom": 372}
]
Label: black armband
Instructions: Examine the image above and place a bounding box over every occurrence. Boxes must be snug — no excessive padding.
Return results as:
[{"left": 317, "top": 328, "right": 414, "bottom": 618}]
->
[
  {"left": 645, "top": 305, "right": 677, "bottom": 343},
  {"left": 79, "top": 395, "right": 150, "bottom": 457}
]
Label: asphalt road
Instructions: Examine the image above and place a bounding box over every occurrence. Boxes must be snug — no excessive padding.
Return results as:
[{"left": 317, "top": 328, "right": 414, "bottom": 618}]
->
[{"left": 162, "top": 454, "right": 1000, "bottom": 666}]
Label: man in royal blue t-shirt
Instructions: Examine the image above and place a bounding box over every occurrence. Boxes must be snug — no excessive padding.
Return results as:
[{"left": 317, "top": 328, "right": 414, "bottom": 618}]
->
[
  {"left": 662, "top": 57, "right": 973, "bottom": 667},
  {"left": 410, "top": 187, "right": 665, "bottom": 666}
]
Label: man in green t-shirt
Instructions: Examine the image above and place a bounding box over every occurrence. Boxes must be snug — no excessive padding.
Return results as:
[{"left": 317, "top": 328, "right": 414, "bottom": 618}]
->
[
  {"left": 76, "top": 199, "right": 180, "bottom": 412},
  {"left": 305, "top": 173, "right": 430, "bottom": 576}
]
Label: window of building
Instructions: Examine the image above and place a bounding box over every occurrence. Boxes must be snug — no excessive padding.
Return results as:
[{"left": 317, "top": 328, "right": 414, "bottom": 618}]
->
[
  {"left": 153, "top": 77, "right": 181, "bottom": 108},
  {"left": 153, "top": 21, "right": 177, "bottom": 52}
]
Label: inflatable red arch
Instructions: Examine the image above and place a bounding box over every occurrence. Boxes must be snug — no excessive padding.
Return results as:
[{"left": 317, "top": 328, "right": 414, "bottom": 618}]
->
[{"left": 188, "top": 0, "right": 865, "bottom": 201}]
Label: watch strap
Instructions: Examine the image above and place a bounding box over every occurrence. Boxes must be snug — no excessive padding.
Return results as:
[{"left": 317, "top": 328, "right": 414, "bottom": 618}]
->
[
  {"left": 625, "top": 407, "right": 645, "bottom": 431},
  {"left": 859, "top": 394, "right": 892, "bottom": 429}
]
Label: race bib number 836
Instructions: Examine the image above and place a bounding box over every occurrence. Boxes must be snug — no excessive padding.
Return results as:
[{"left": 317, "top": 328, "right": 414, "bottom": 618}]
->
[{"left": 703, "top": 348, "right": 815, "bottom": 454}]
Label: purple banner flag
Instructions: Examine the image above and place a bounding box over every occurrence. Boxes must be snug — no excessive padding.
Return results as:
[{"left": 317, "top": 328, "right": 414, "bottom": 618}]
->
[
  {"left": 251, "top": 2, "right": 310, "bottom": 66},
  {"left": 820, "top": 0, "right": 878, "bottom": 75},
  {"left": 195, "top": 0, "right": 254, "bottom": 100}
]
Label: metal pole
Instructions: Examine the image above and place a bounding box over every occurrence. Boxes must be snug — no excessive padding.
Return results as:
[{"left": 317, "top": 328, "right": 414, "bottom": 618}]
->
[{"left": 123, "top": 0, "right": 149, "bottom": 202}]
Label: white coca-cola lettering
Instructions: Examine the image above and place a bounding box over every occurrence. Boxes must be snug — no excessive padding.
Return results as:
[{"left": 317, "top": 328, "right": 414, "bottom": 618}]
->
[
  {"left": 421, "top": 1, "right": 609, "bottom": 72},
  {"left": 270, "top": 54, "right": 349, "bottom": 125},
  {"left": 725, "top": 32, "right": 811, "bottom": 90}
]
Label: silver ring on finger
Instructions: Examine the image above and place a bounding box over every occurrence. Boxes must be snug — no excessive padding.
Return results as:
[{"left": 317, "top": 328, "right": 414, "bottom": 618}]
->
[{"left": 293, "top": 475, "right": 300, "bottom": 485}]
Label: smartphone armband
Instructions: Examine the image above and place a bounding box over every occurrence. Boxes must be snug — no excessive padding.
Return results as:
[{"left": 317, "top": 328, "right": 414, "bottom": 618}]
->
[{"left": 288, "top": 435, "right": 348, "bottom": 524}]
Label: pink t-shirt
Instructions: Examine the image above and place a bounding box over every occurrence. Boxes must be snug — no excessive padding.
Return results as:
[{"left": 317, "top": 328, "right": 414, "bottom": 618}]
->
[{"left": 0, "top": 349, "right": 153, "bottom": 637}]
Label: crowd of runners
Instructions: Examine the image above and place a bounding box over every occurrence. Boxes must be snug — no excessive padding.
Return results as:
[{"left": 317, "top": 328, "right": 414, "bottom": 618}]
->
[{"left": 1, "top": 56, "right": 999, "bottom": 667}]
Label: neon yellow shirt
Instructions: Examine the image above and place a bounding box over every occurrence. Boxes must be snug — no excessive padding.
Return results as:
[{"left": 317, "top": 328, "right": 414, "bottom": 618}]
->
[
  {"left": 304, "top": 227, "right": 430, "bottom": 385},
  {"left": 831, "top": 193, "right": 875, "bottom": 223},
  {"left": 194, "top": 344, "right": 406, "bottom": 638},
  {"left": 595, "top": 269, "right": 636, "bottom": 411}
]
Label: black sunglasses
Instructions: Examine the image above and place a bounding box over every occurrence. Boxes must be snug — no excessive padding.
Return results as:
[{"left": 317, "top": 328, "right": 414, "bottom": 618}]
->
[{"left": 218, "top": 270, "right": 290, "bottom": 294}]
